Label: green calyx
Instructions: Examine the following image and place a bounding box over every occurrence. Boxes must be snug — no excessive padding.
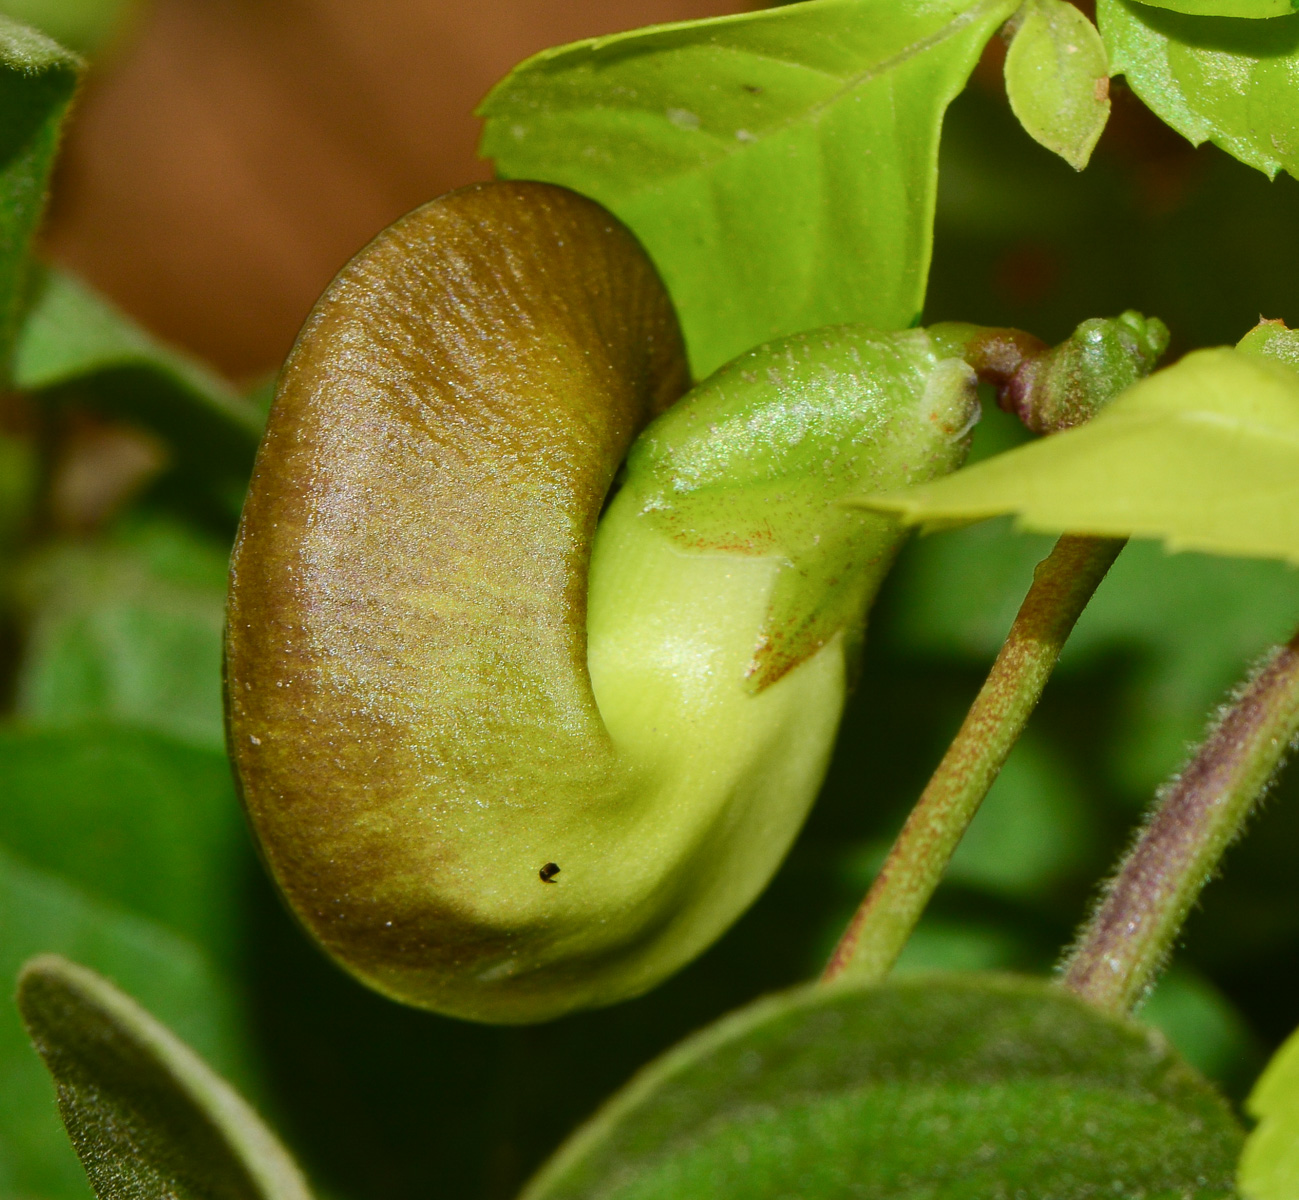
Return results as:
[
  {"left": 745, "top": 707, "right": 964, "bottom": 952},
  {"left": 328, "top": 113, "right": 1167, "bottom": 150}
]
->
[
  {"left": 933, "top": 310, "right": 1169, "bottom": 435},
  {"left": 225, "top": 181, "right": 978, "bottom": 1023},
  {"left": 622, "top": 327, "right": 979, "bottom": 689}
]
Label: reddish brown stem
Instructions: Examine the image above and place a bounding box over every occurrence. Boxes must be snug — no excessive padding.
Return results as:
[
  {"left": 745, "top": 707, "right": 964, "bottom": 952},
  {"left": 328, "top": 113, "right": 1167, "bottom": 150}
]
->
[{"left": 1062, "top": 626, "right": 1299, "bottom": 1013}]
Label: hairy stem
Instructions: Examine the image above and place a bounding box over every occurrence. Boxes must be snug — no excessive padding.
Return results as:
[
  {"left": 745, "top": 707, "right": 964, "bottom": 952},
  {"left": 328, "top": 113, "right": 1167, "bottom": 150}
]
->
[
  {"left": 823, "top": 534, "right": 1125, "bottom": 985},
  {"left": 1061, "top": 626, "right": 1299, "bottom": 1014}
]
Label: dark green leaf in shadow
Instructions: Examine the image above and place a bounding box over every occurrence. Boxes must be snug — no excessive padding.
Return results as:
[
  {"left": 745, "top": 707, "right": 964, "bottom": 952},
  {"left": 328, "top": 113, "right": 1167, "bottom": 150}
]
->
[
  {"left": 0, "top": 850, "right": 254, "bottom": 1200},
  {"left": 14, "top": 268, "right": 263, "bottom": 504},
  {"left": 523, "top": 974, "right": 1242, "bottom": 1200},
  {"left": 1240, "top": 1018, "right": 1299, "bottom": 1199},
  {"left": 479, "top": 0, "right": 1017, "bottom": 377},
  {"left": 0, "top": 723, "right": 245, "bottom": 959},
  {"left": 886, "top": 522, "right": 1299, "bottom": 793},
  {"left": 1098, "top": 0, "right": 1299, "bottom": 179},
  {"left": 16, "top": 517, "right": 228, "bottom": 750},
  {"left": 861, "top": 347, "right": 1299, "bottom": 564},
  {"left": 0, "top": 17, "right": 79, "bottom": 379},
  {"left": 17, "top": 954, "right": 311, "bottom": 1200},
  {"left": 1141, "top": 967, "right": 1260, "bottom": 1089},
  {"left": 945, "top": 729, "right": 1097, "bottom": 897}
]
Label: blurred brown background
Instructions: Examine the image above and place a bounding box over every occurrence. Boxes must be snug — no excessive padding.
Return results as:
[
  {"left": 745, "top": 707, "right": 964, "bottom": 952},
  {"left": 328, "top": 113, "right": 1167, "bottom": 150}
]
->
[{"left": 42, "top": 0, "right": 748, "bottom": 382}]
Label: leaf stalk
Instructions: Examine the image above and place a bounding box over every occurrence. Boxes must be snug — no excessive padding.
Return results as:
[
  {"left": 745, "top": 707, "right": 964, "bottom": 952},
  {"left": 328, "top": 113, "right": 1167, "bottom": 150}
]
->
[
  {"left": 1061, "top": 624, "right": 1299, "bottom": 1014},
  {"left": 823, "top": 533, "right": 1125, "bottom": 985}
]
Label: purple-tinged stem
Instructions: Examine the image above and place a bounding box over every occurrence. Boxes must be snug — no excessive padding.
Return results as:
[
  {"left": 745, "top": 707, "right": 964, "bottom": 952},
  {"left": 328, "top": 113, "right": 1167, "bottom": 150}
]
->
[{"left": 1062, "top": 626, "right": 1299, "bottom": 1014}]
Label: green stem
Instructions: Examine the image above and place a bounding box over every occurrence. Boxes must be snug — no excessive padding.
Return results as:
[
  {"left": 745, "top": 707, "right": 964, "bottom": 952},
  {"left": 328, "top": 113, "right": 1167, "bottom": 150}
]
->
[
  {"left": 1061, "top": 625, "right": 1299, "bottom": 1014},
  {"left": 822, "top": 533, "right": 1125, "bottom": 986}
]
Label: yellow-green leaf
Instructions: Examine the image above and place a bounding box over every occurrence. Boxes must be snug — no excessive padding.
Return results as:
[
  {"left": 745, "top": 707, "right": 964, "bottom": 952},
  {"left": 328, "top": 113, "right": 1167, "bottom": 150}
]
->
[
  {"left": 1239, "top": 1021, "right": 1299, "bottom": 1199},
  {"left": 858, "top": 347, "right": 1299, "bottom": 564},
  {"left": 1005, "top": 0, "right": 1112, "bottom": 169},
  {"left": 1098, "top": 0, "right": 1299, "bottom": 179},
  {"left": 479, "top": 0, "right": 1016, "bottom": 378}
]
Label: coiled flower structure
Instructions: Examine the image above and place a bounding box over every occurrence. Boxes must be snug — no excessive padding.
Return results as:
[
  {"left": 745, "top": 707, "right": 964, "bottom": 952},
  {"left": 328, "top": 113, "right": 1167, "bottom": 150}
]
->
[{"left": 225, "top": 180, "right": 980, "bottom": 1023}]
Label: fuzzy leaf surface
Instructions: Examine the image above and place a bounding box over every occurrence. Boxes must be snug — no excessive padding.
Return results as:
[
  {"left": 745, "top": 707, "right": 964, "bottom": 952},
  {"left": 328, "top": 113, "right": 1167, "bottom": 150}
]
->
[
  {"left": 480, "top": 0, "right": 1016, "bottom": 377},
  {"left": 522, "top": 974, "right": 1241, "bottom": 1200},
  {"left": 862, "top": 348, "right": 1299, "bottom": 564},
  {"left": 0, "top": 16, "right": 78, "bottom": 377},
  {"left": 1098, "top": 0, "right": 1299, "bottom": 178},
  {"left": 0, "top": 852, "right": 251, "bottom": 1200},
  {"left": 18, "top": 955, "right": 311, "bottom": 1200},
  {"left": 1005, "top": 0, "right": 1111, "bottom": 169},
  {"left": 1241, "top": 1021, "right": 1299, "bottom": 1199}
]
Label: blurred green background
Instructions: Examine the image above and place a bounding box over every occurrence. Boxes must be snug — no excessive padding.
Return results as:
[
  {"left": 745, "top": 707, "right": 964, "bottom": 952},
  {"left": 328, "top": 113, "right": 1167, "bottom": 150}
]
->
[{"left": 0, "top": 2, "right": 1297, "bottom": 1199}]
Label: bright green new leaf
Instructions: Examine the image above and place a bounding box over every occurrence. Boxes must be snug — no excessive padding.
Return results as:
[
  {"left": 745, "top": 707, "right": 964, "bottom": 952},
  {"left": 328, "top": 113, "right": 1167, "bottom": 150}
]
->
[
  {"left": 14, "top": 268, "right": 263, "bottom": 503},
  {"left": 1098, "top": 0, "right": 1299, "bottom": 179},
  {"left": 18, "top": 955, "right": 312, "bottom": 1200},
  {"left": 1240, "top": 1020, "right": 1299, "bottom": 1199},
  {"left": 523, "top": 974, "right": 1241, "bottom": 1200},
  {"left": 0, "top": 17, "right": 79, "bottom": 379},
  {"left": 479, "top": 0, "right": 1017, "bottom": 377},
  {"left": 1005, "top": 0, "right": 1112, "bottom": 170},
  {"left": 861, "top": 348, "right": 1299, "bottom": 565},
  {"left": 1136, "top": 0, "right": 1296, "bottom": 17},
  {"left": 0, "top": 849, "right": 253, "bottom": 1200},
  {"left": 16, "top": 518, "right": 229, "bottom": 750}
]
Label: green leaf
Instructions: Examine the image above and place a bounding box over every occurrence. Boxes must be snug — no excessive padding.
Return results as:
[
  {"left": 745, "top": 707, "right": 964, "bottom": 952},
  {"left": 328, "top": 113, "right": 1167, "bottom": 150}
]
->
[
  {"left": 17, "top": 954, "right": 311, "bottom": 1200},
  {"left": 16, "top": 517, "right": 228, "bottom": 750},
  {"left": 1142, "top": 968, "right": 1259, "bottom": 1088},
  {"left": 14, "top": 268, "right": 262, "bottom": 501},
  {"left": 0, "top": 724, "right": 246, "bottom": 959},
  {"left": 0, "top": 17, "right": 79, "bottom": 379},
  {"left": 1240, "top": 1019, "right": 1299, "bottom": 1199},
  {"left": 1005, "top": 0, "right": 1112, "bottom": 170},
  {"left": 479, "top": 0, "right": 1017, "bottom": 378},
  {"left": 0, "top": 0, "right": 138, "bottom": 56},
  {"left": 0, "top": 848, "right": 253, "bottom": 1200},
  {"left": 862, "top": 347, "right": 1299, "bottom": 565},
  {"left": 1136, "top": 0, "right": 1296, "bottom": 17},
  {"left": 1237, "top": 318, "right": 1299, "bottom": 372},
  {"left": 522, "top": 974, "right": 1242, "bottom": 1200},
  {"left": 1098, "top": 0, "right": 1299, "bottom": 179}
]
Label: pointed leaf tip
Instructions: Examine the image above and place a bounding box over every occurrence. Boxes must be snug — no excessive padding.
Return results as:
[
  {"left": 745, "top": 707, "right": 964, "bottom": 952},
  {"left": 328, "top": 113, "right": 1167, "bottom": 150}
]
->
[{"left": 17, "top": 954, "right": 312, "bottom": 1200}]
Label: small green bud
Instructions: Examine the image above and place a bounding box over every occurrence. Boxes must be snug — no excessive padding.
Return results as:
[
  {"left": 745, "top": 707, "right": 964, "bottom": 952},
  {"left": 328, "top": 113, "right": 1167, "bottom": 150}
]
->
[
  {"left": 1003, "top": 310, "right": 1170, "bottom": 434},
  {"left": 623, "top": 326, "right": 979, "bottom": 688}
]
